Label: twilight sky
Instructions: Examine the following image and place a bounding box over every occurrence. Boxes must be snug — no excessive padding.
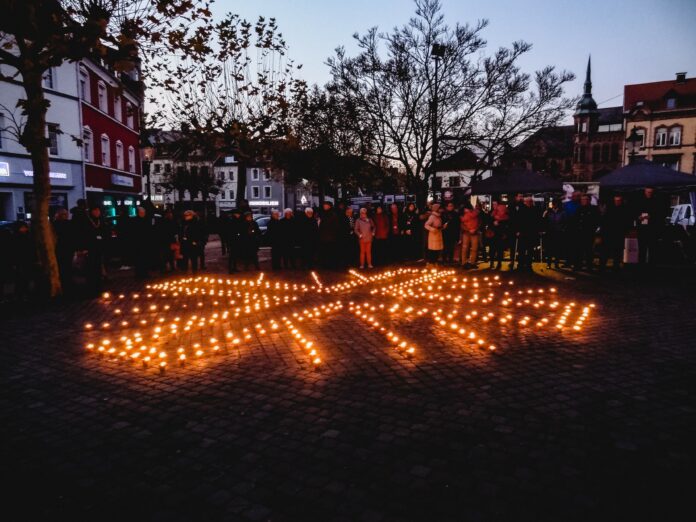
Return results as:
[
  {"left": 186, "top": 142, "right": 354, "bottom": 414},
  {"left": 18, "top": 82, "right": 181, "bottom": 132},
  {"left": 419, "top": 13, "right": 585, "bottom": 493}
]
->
[{"left": 214, "top": 0, "right": 696, "bottom": 116}]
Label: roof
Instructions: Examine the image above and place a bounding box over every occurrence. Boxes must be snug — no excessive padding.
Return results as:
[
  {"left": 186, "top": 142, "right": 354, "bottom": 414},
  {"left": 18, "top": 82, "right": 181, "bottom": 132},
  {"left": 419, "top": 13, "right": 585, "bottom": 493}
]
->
[
  {"left": 509, "top": 125, "right": 575, "bottom": 158},
  {"left": 597, "top": 106, "right": 623, "bottom": 125},
  {"left": 624, "top": 76, "right": 696, "bottom": 112},
  {"left": 470, "top": 168, "right": 564, "bottom": 195},
  {"left": 598, "top": 159, "right": 696, "bottom": 189},
  {"left": 434, "top": 148, "right": 482, "bottom": 171}
]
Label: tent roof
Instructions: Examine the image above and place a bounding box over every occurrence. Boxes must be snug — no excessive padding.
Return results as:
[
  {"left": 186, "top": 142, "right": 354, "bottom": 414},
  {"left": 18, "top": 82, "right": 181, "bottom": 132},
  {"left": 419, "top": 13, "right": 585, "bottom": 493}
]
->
[
  {"left": 469, "top": 168, "right": 563, "bottom": 195},
  {"left": 598, "top": 159, "right": 696, "bottom": 189}
]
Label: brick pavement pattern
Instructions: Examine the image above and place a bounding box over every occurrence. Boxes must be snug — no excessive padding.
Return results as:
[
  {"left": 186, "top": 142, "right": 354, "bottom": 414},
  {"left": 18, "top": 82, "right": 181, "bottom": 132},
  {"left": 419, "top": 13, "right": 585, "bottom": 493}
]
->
[{"left": 2, "top": 244, "right": 695, "bottom": 521}]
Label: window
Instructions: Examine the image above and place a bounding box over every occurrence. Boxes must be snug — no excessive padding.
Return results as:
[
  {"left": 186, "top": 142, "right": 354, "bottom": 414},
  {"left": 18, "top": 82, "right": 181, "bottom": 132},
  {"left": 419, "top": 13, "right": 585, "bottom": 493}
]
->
[
  {"left": 47, "top": 124, "right": 60, "bottom": 155},
  {"left": 154, "top": 163, "right": 161, "bottom": 173},
  {"left": 229, "top": 171, "right": 235, "bottom": 182},
  {"left": 191, "top": 166, "right": 198, "bottom": 176},
  {"left": 579, "top": 146, "right": 586, "bottom": 163},
  {"left": 655, "top": 128, "right": 667, "bottom": 147},
  {"left": 666, "top": 97, "right": 676, "bottom": 109},
  {"left": 42, "top": 67, "right": 54, "bottom": 89},
  {"left": 115, "top": 141, "right": 124, "bottom": 170},
  {"left": 218, "top": 171, "right": 225, "bottom": 181},
  {"left": 263, "top": 185, "right": 272, "bottom": 198},
  {"left": 128, "top": 146, "right": 135, "bottom": 173},
  {"left": 126, "top": 102, "right": 134, "bottom": 128},
  {"left": 601, "top": 144, "right": 610, "bottom": 162},
  {"left": 100, "top": 134, "right": 110, "bottom": 166},
  {"left": 83, "top": 127, "right": 93, "bottom": 161},
  {"left": 635, "top": 129, "right": 646, "bottom": 148},
  {"left": 252, "top": 168, "right": 259, "bottom": 181},
  {"left": 165, "top": 163, "right": 172, "bottom": 173},
  {"left": 592, "top": 144, "right": 600, "bottom": 163},
  {"left": 611, "top": 143, "right": 620, "bottom": 162},
  {"left": 79, "top": 68, "right": 90, "bottom": 101},
  {"left": 229, "top": 189, "right": 235, "bottom": 200},
  {"left": 114, "top": 95, "right": 121, "bottom": 121},
  {"left": 97, "top": 81, "right": 107, "bottom": 112},
  {"left": 581, "top": 122, "right": 587, "bottom": 133},
  {"left": 252, "top": 186, "right": 260, "bottom": 198},
  {"left": 669, "top": 127, "right": 681, "bottom": 146},
  {"left": 449, "top": 176, "right": 461, "bottom": 187},
  {"left": 263, "top": 169, "right": 271, "bottom": 180}
]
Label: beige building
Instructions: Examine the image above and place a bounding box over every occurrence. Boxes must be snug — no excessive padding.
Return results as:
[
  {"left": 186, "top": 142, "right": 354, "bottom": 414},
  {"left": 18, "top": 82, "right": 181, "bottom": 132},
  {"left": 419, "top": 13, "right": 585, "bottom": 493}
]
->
[{"left": 624, "top": 72, "right": 696, "bottom": 174}]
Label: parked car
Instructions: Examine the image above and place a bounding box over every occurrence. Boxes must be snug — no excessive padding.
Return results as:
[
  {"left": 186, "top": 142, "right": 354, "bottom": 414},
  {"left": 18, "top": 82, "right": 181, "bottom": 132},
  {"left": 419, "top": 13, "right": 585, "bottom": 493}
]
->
[
  {"left": 254, "top": 215, "right": 271, "bottom": 246},
  {"left": 669, "top": 204, "right": 694, "bottom": 229}
]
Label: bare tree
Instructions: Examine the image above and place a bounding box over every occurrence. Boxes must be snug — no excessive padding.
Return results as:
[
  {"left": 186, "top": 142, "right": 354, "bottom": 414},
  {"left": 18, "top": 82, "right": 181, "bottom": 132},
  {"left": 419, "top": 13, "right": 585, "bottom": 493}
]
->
[
  {"left": 327, "top": 0, "right": 576, "bottom": 203},
  {"left": 0, "top": 0, "right": 212, "bottom": 297}
]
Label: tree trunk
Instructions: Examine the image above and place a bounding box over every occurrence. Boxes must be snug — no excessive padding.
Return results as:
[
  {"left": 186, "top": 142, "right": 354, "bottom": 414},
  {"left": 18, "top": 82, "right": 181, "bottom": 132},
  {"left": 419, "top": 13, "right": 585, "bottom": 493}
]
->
[
  {"left": 22, "top": 71, "right": 61, "bottom": 297},
  {"left": 236, "top": 162, "right": 247, "bottom": 207}
]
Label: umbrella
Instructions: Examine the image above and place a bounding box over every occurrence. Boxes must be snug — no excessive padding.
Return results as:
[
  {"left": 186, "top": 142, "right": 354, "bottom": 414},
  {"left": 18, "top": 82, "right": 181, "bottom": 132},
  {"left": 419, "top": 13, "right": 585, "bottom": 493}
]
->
[
  {"left": 469, "top": 168, "right": 563, "bottom": 195},
  {"left": 598, "top": 159, "right": 696, "bottom": 189}
]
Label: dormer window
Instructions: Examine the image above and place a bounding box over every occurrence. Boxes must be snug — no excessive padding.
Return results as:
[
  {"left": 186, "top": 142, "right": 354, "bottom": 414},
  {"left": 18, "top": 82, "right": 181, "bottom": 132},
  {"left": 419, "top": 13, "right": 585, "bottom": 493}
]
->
[{"left": 666, "top": 97, "right": 676, "bottom": 109}]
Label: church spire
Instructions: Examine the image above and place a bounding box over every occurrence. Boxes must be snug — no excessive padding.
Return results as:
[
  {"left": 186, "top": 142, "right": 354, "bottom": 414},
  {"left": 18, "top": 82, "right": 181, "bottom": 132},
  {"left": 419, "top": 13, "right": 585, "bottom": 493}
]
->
[{"left": 584, "top": 55, "right": 592, "bottom": 95}]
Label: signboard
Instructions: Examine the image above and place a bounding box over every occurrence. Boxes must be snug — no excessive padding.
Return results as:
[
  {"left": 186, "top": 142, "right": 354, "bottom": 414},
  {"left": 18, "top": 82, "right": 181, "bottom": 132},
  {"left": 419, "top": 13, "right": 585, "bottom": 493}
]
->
[
  {"left": 23, "top": 170, "right": 67, "bottom": 179},
  {"left": 250, "top": 200, "right": 279, "bottom": 207},
  {"left": 0, "top": 162, "right": 9, "bottom": 176},
  {"left": 111, "top": 173, "right": 134, "bottom": 187}
]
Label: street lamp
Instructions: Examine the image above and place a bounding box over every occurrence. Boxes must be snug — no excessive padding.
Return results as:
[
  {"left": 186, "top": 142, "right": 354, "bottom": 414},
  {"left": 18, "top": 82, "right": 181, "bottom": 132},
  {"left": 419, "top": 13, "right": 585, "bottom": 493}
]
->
[
  {"left": 142, "top": 147, "right": 153, "bottom": 199},
  {"left": 626, "top": 127, "right": 642, "bottom": 164},
  {"left": 430, "top": 43, "right": 446, "bottom": 199}
]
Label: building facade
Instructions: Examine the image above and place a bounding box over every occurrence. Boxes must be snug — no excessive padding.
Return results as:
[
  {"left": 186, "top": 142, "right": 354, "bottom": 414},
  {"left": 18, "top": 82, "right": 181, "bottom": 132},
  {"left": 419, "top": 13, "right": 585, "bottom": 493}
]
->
[
  {"left": 504, "top": 125, "right": 575, "bottom": 178},
  {"left": 0, "top": 61, "right": 85, "bottom": 220},
  {"left": 213, "top": 155, "right": 239, "bottom": 214},
  {"left": 624, "top": 72, "right": 696, "bottom": 174},
  {"left": 572, "top": 58, "right": 624, "bottom": 181},
  {"left": 80, "top": 57, "right": 143, "bottom": 220}
]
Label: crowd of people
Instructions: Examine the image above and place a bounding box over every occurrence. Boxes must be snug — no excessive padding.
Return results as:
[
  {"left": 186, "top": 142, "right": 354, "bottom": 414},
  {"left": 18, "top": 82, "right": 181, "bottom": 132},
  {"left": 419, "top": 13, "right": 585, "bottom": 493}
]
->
[{"left": 0, "top": 188, "right": 682, "bottom": 300}]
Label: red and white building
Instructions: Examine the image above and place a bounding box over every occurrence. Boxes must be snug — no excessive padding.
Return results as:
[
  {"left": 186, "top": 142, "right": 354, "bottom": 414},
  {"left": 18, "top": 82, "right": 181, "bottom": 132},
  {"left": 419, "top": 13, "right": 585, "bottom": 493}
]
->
[{"left": 79, "top": 57, "right": 143, "bottom": 216}]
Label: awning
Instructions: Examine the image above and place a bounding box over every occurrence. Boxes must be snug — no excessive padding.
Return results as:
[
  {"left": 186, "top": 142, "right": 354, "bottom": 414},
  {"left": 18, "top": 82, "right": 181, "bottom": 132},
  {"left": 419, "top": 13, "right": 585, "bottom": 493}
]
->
[{"left": 598, "top": 159, "right": 696, "bottom": 189}]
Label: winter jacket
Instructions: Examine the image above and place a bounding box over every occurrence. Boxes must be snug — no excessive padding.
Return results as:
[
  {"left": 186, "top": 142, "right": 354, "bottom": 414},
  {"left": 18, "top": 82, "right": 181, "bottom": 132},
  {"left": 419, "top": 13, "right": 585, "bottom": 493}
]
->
[{"left": 354, "top": 217, "right": 376, "bottom": 241}]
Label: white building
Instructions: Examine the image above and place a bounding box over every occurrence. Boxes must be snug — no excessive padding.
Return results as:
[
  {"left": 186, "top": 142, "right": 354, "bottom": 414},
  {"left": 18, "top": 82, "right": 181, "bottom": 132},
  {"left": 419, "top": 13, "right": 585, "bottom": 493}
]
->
[
  {"left": 213, "top": 155, "right": 238, "bottom": 214},
  {"left": 0, "top": 61, "right": 85, "bottom": 220}
]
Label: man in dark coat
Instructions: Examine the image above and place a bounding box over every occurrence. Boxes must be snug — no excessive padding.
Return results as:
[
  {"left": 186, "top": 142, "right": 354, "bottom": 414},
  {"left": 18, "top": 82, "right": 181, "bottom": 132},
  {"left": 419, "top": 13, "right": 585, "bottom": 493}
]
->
[
  {"left": 266, "top": 210, "right": 282, "bottom": 270},
  {"left": 318, "top": 201, "right": 340, "bottom": 269},
  {"left": 441, "top": 201, "right": 460, "bottom": 264},
  {"left": 600, "top": 195, "right": 634, "bottom": 271},
  {"left": 278, "top": 209, "right": 297, "bottom": 269},
  {"left": 155, "top": 209, "right": 179, "bottom": 273},
  {"left": 297, "top": 207, "right": 319, "bottom": 269},
  {"left": 239, "top": 212, "right": 261, "bottom": 270},
  {"left": 225, "top": 209, "right": 244, "bottom": 273},
  {"left": 635, "top": 187, "right": 665, "bottom": 265},
  {"left": 129, "top": 206, "right": 153, "bottom": 278},
  {"left": 513, "top": 196, "right": 542, "bottom": 271},
  {"left": 570, "top": 194, "right": 600, "bottom": 272},
  {"left": 77, "top": 206, "right": 109, "bottom": 295},
  {"left": 180, "top": 210, "right": 205, "bottom": 273}
]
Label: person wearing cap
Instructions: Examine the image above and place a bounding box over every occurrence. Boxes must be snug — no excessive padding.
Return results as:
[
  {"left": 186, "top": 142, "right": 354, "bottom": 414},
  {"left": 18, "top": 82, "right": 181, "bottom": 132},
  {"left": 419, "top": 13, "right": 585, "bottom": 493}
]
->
[
  {"left": 424, "top": 203, "right": 443, "bottom": 264},
  {"left": 180, "top": 210, "right": 205, "bottom": 272}
]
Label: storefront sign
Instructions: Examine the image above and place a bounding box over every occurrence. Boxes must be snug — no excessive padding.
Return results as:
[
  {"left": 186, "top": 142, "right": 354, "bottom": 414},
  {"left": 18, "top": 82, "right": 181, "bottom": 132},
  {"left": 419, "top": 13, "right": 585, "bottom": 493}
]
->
[
  {"left": 250, "top": 200, "right": 279, "bottom": 207},
  {"left": 0, "top": 162, "right": 9, "bottom": 176},
  {"left": 111, "top": 173, "right": 134, "bottom": 187},
  {"left": 23, "top": 170, "right": 67, "bottom": 179}
]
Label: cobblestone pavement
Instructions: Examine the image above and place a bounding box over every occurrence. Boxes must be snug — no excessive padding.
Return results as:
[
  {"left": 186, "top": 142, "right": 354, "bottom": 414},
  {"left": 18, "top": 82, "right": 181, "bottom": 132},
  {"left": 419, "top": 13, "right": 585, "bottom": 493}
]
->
[{"left": 2, "top": 239, "right": 695, "bottom": 521}]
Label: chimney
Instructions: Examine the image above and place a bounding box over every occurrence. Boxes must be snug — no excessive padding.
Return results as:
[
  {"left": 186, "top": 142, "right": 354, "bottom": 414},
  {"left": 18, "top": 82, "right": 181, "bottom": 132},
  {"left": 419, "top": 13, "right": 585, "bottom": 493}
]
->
[{"left": 676, "top": 72, "right": 687, "bottom": 83}]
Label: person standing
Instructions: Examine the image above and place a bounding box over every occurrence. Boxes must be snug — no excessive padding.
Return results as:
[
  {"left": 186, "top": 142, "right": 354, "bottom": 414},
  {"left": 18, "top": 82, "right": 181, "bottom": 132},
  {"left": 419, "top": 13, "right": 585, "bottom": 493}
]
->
[
  {"left": 79, "top": 206, "right": 109, "bottom": 295},
  {"left": 635, "top": 187, "right": 665, "bottom": 265},
  {"left": 388, "top": 203, "right": 402, "bottom": 263},
  {"left": 542, "top": 199, "right": 566, "bottom": 269},
  {"left": 239, "top": 212, "right": 261, "bottom": 270},
  {"left": 267, "top": 209, "right": 282, "bottom": 270},
  {"left": 600, "top": 195, "right": 633, "bottom": 271},
  {"left": 354, "top": 207, "right": 375, "bottom": 269},
  {"left": 570, "top": 195, "right": 600, "bottom": 272},
  {"left": 460, "top": 202, "right": 482, "bottom": 269},
  {"left": 180, "top": 210, "right": 204, "bottom": 273},
  {"left": 373, "top": 206, "right": 390, "bottom": 265},
  {"left": 53, "top": 208, "right": 75, "bottom": 292},
  {"left": 12, "top": 221, "right": 36, "bottom": 299},
  {"left": 318, "top": 201, "right": 340, "bottom": 269},
  {"left": 342, "top": 206, "right": 358, "bottom": 268},
  {"left": 489, "top": 201, "right": 509, "bottom": 270},
  {"left": 155, "top": 209, "right": 179, "bottom": 273},
  {"left": 297, "top": 207, "right": 319, "bottom": 269},
  {"left": 279, "top": 208, "right": 297, "bottom": 269},
  {"left": 424, "top": 203, "right": 443, "bottom": 265},
  {"left": 226, "top": 208, "right": 244, "bottom": 273},
  {"left": 129, "top": 206, "right": 153, "bottom": 279},
  {"left": 400, "top": 203, "right": 420, "bottom": 260},
  {"left": 514, "top": 196, "right": 543, "bottom": 272},
  {"left": 441, "top": 201, "right": 460, "bottom": 264}
]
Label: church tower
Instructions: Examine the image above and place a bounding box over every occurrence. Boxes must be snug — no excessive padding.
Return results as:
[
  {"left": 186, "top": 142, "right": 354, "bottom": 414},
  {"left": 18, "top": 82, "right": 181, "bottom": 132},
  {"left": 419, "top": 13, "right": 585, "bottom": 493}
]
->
[{"left": 573, "top": 56, "right": 600, "bottom": 180}]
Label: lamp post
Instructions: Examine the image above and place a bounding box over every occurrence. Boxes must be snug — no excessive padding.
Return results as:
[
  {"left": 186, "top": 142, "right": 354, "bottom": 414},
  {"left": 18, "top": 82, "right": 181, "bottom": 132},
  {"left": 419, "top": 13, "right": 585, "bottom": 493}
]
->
[
  {"left": 430, "top": 43, "right": 446, "bottom": 201},
  {"left": 142, "top": 148, "right": 152, "bottom": 199},
  {"left": 625, "top": 127, "right": 641, "bottom": 165}
]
